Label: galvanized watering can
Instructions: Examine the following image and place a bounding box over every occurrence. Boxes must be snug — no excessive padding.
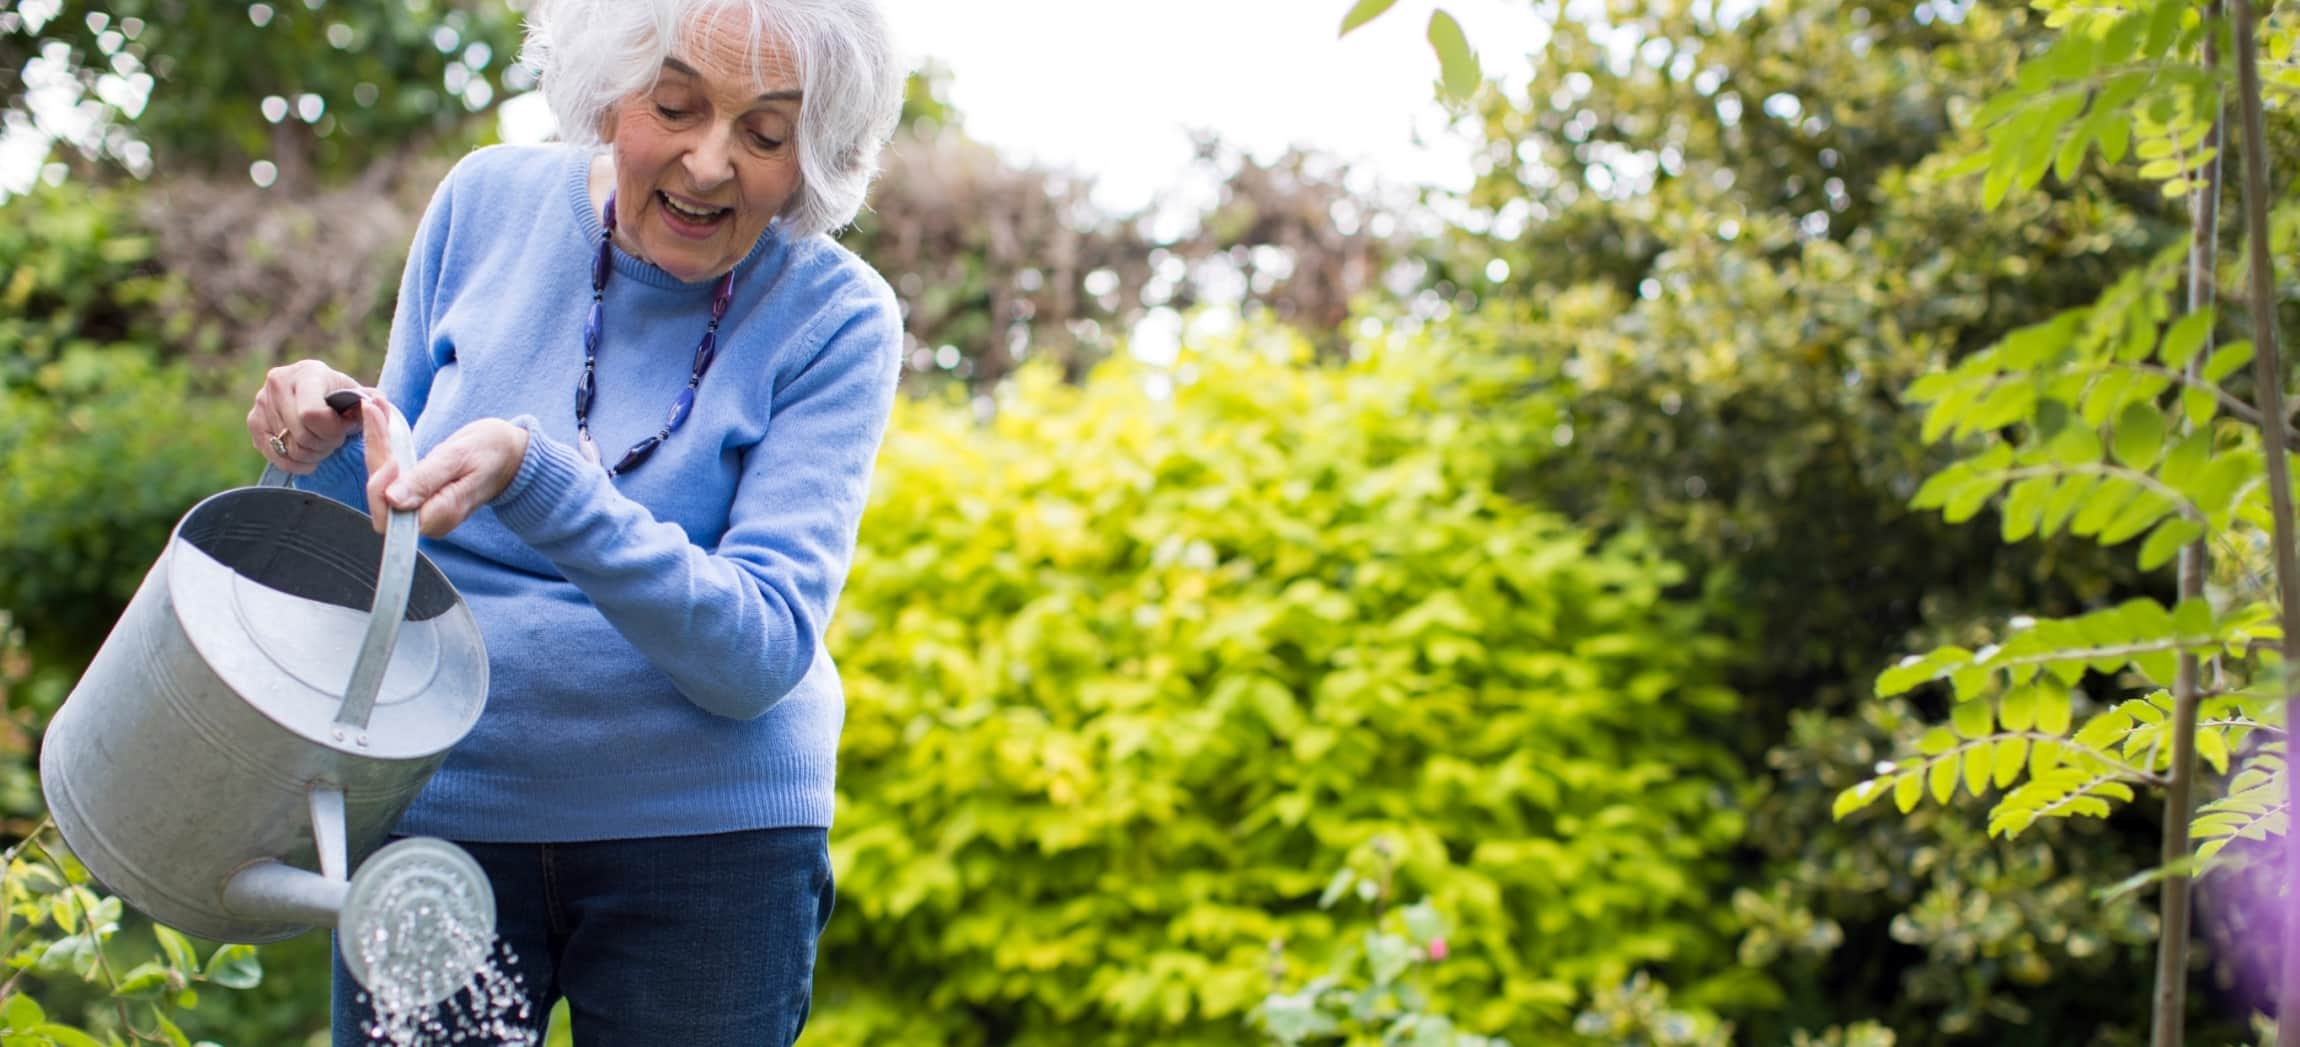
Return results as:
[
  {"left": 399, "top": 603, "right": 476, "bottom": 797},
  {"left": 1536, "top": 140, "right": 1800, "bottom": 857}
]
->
[{"left": 41, "top": 394, "right": 496, "bottom": 1006}]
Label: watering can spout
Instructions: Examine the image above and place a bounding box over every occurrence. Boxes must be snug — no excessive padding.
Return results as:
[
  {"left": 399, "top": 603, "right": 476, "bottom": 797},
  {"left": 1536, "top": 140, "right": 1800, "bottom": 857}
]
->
[
  {"left": 220, "top": 782, "right": 352, "bottom": 926},
  {"left": 221, "top": 860, "right": 348, "bottom": 927},
  {"left": 219, "top": 784, "right": 497, "bottom": 1008}
]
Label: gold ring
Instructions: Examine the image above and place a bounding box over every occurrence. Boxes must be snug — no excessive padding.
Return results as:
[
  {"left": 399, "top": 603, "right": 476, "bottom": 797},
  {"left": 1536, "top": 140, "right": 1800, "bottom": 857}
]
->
[{"left": 269, "top": 429, "right": 291, "bottom": 457}]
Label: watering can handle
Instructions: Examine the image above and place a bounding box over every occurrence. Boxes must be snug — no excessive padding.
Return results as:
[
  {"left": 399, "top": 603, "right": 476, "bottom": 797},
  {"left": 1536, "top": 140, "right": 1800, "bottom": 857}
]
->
[{"left": 256, "top": 390, "right": 417, "bottom": 733}]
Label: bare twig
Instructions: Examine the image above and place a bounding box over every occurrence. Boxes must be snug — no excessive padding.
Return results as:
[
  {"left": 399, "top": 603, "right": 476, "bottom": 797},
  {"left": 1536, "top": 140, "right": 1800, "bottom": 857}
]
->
[
  {"left": 2154, "top": 7, "right": 2222, "bottom": 1041},
  {"left": 2223, "top": 5, "right": 2300, "bottom": 1044}
]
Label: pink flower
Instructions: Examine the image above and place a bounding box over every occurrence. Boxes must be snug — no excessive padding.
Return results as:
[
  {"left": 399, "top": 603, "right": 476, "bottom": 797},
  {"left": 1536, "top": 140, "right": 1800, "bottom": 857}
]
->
[{"left": 1427, "top": 937, "right": 1448, "bottom": 962}]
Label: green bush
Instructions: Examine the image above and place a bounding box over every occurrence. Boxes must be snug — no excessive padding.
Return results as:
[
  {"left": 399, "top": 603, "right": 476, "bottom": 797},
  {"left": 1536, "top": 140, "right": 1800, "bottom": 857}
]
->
[
  {"left": 814, "top": 330, "right": 1754, "bottom": 1043},
  {"left": 0, "top": 184, "right": 253, "bottom": 695}
]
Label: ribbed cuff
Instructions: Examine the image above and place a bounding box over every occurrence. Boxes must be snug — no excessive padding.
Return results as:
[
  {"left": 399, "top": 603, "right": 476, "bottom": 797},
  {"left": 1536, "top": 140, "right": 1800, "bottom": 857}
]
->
[{"left": 489, "top": 414, "right": 599, "bottom": 538}]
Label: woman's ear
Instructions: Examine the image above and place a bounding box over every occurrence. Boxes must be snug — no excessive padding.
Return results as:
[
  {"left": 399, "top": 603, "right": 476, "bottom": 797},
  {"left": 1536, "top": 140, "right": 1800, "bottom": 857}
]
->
[{"left": 596, "top": 105, "right": 620, "bottom": 145}]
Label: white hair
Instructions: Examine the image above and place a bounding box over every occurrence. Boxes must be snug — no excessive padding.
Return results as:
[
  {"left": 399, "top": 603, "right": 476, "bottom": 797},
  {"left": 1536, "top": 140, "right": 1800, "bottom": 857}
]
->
[{"left": 521, "top": 0, "right": 905, "bottom": 240}]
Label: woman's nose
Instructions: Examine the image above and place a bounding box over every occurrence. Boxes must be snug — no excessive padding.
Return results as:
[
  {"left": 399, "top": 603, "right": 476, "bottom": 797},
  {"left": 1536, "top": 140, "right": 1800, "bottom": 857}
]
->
[{"left": 683, "top": 126, "right": 737, "bottom": 188}]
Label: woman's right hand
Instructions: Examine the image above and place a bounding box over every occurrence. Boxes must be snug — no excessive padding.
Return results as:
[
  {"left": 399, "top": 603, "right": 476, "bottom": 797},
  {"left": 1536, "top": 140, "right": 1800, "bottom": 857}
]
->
[{"left": 247, "top": 360, "right": 369, "bottom": 475}]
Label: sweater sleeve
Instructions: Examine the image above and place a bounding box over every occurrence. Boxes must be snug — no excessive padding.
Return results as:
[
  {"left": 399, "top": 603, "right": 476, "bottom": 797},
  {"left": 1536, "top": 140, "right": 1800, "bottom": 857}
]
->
[
  {"left": 297, "top": 164, "right": 457, "bottom": 508},
  {"left": 487, "top": 290, "right": 902, "bottom": 720}
]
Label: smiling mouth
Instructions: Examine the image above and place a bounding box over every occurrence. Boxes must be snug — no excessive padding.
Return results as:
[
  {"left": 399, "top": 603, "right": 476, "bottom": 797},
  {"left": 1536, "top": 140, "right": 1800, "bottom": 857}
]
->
[{"left": 658, "top": 191, "right": 730, "bottom": 225}]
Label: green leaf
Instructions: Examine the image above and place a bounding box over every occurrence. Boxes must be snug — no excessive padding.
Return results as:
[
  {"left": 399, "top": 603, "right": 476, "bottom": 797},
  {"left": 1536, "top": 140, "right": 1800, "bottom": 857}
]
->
[
  {"left": 2159, "top": 310, "right": 2215, "bottom": 369},
  {"left": 30, "top": 1026, "right": 104, "bottom": 1047},
  {"left": 2198, "top": 728, "right": 2230, "bottom": 774},
  {"left": 1338, "top": 0, "right": 1399, "bottom": 36},
  {"left": 1928, "top": 754, "right": 1961, "bottom": 804},
  {"left": 2037, "top": 688, "right": 2074, "bottom": 736},
  {"left": 2001, "top": 685, "right": 2037, "bottom": 731},
  {"left": 2112, "top": 401, "right": 2167, "bottom": 470},
  {"left": 1400, "top": 899, "right": 1446, "bottom": 943},
  {"left": 2001, "top": 476, "right": 2049, "bottom": 542},
  {"left": 2181, "top": 385, "right": 2217, "bottom": 425},
  {"left": 1919, "top": 726, "right": 1959, "bottom": 755},
  {"left": 2074, "top": 709, "right": 2134, "bottom": 751},
  {"left": 2137, "top": 517, "right": 2205, "bottom": 571},
  {"left": 2039, "top": 473, "right": 2100, "bottom": 535},
  {"left": 35, "top": 936, "right": 97, "bottom": 979},
  {"left": 1318, "top": 868, "right": 1356, "bottom": 909},
  {"left": 203, "top": 944, "right": 261, "bottom": 990},
  {"left": 112, "top": 960, "right": 172, "bottom": 1000},
  {"left": 1963, "top": 738, "right": 1995, "bottom": 796},
  {"left": 1952, "top": 699, "right": 1994, "bottom": 740},
  {"left": 2097, "top": 491, "right": 2173, "bottom": 546},
  {"left": 1894, "top": 770, "right": 1923, "bottom": 813},
  {"left": 2173, "top": 597, "right": 2214, "bottom": 637},
  {"left": 1910, "top": 467, "right": 1964, "bottom": 511},
  {"left": 2203, "top": 341, "right": 2254, "bottom": 383},
  {"left": 1367, "top": 931, "right": 1415, "bottom": 985},
  {"left": 2160, "top": 430, "right": 2212, "bottom": 486},
  {"left": 2143, "top": 0, "right": 2187, "bottom": 56},
  {"left": 1994, "top": 737, "right": 2030, "bottom": 788},
  {"left": 1426, "top": 11, "right": 1480, "bottom": 99},
  {"left": 2053, "top": 113, "right": 2095, "bottom": 183},
  {"left": 2030, "top": 738, "right": 2065, "bottom": 777},
  {"left": 155, "top": 925, "right": 198, "bottom": 975},
  {"left": 0, "top": 992, "right": 42, "bottom": 1030},
  {"left": 1834, "top": 779, "right": 1889, "bottom": 819},
  {"left": 152, "top": 1013, "right": 193, "bottom": 1047},
  {"left": 2134, "top": 648, "right": 2178, "bottom": 687},
  {"left": 1942, "top": 475, "right": 2002, "bottom": 525},
  {"left": 2047, "top": 422, "right": 2104, "bottom": 465},
  {"left": 2099, "top": 11, "right": 2148, "bottom": 63}
]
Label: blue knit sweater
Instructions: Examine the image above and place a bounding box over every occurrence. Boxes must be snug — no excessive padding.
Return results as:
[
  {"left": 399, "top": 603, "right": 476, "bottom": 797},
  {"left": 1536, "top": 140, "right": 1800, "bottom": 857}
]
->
[{"left": 301, "top": 144, "right": 901, "bottom": 842}]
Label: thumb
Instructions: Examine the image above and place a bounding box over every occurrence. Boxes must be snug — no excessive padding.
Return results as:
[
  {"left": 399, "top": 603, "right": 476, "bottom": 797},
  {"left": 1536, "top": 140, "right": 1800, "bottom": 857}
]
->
[{"left": 385, "top": 464, "right": 432, "bottom": 510}]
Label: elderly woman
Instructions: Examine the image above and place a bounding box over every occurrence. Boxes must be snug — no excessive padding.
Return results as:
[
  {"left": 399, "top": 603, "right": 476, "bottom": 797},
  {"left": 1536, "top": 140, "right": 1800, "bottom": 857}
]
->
[{"left": 244, "top": 0, "right": 905, "bottom": 1042}]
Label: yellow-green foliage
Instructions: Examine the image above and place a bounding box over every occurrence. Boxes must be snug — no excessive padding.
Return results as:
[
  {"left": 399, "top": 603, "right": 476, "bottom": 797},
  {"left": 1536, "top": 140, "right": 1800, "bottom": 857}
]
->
[{"left": 813, "top": 330, "right": 1751, "bottom": 1044}]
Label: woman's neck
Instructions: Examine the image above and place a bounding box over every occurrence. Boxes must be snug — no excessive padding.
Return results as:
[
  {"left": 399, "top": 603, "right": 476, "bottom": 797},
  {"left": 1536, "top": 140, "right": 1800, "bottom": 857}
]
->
[{"left": 586, "top": 152, "right": 648, "bottom": 261}]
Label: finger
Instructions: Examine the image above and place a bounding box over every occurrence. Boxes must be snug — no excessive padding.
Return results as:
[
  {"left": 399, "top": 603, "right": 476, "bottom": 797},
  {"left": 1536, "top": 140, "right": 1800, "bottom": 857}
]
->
[
  {"left": 360, "top": 397, "right": 397, "bottom": 479},
  {"left": 417, "top": 483, "right": 480, "bottom": 538},
  {"left": 364, "top": 460, "right": 402, "bottom": 534}
]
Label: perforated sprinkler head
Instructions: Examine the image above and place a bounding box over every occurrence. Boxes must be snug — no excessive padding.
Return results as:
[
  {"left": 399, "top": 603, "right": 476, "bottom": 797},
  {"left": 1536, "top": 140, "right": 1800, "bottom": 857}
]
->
[{"left": 338, "top": 837, "right": 497, "bottom": 1010}]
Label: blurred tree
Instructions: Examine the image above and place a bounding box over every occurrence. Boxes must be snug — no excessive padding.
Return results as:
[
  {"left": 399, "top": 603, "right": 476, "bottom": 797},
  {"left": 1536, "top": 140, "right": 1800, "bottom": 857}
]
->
[
  {"left": 0, "top": 0, "right": 526, "bottom": 189},
  {"left": 1418, "top": 0, "right": 2283, "bottom": 1040},
  {"left": 847, "top": 128, "right": 1413, "bottom": 394}
]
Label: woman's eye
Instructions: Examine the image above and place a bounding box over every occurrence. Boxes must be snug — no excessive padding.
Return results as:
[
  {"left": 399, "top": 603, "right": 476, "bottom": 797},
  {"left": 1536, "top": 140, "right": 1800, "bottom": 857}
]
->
[
  {"left": 655, "top": 104, "right": 690, "bottom": 120},
  {"left": 749, "top": 132, "right": 784, "bottom": 151}
]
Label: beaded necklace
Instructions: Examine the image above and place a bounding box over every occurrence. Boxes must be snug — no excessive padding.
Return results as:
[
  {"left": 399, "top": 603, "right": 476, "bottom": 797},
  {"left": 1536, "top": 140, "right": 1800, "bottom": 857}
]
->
[{"left": 576, "top": 189, "right": 737, "bottom": 477}]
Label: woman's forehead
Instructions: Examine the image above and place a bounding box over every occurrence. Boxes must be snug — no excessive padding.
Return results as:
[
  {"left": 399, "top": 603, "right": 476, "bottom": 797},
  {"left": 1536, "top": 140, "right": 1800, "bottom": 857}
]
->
[{"left": 666, "top": 7, "right": 799, "bottom": 94}]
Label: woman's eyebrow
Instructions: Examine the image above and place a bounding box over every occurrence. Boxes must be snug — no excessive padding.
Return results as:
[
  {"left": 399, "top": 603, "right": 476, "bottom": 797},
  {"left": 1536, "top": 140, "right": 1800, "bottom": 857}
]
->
[{"left": 660, "top": 57, "right": 802, "bottom": 103}]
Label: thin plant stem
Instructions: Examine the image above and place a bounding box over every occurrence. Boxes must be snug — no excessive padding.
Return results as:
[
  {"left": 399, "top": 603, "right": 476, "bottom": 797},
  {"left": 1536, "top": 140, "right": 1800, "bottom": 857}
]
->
[
  {"left": 2152, "top": 4, "right": 2221, "bottom": 1040},
  {"left": 2225, "top": 3, "right": 2300, "bottom": 1044}
]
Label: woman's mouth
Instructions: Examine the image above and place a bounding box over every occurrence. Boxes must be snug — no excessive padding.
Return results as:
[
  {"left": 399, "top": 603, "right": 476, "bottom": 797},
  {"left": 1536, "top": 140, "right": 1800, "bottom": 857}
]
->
[{"left": 657, "top": 191, "right": 730, "bottom": 237}]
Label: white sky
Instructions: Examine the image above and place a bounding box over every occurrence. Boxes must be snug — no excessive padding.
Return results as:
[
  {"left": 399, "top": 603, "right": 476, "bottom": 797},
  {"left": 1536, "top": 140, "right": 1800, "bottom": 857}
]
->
[{"left": 870, "top": 0, "right": 1540, "bottom": 211}]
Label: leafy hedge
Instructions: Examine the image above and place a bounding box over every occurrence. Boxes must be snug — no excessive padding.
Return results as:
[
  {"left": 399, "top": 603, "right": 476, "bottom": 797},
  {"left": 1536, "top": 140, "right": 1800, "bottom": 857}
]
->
[{"left": 814, "top": 332, "right": 1756, "bottom": 1043}]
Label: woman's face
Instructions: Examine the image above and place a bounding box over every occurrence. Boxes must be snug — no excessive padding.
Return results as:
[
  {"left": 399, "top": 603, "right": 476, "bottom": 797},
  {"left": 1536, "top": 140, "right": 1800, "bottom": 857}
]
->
[{"left": 601, "top": 11, "right": 802, "bottom": 282}]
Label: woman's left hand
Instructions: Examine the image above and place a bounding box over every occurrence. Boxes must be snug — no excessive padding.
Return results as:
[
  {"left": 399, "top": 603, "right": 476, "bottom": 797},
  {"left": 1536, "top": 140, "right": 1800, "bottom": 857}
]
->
[{"left": 362, "top": 397, "right": 531, "bottom": 537}]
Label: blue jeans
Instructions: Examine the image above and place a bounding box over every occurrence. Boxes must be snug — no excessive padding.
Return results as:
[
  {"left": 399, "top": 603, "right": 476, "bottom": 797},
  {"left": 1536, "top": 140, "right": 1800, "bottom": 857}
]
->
[{"left": 332, "top": 827, "right": 834, "bottom": 1047}]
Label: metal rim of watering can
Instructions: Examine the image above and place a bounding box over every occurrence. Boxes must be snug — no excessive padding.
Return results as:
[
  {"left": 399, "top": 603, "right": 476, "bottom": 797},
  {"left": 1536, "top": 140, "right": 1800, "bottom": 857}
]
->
[{"left": 255, "top": 389, "right": 419, "bottom": 734}]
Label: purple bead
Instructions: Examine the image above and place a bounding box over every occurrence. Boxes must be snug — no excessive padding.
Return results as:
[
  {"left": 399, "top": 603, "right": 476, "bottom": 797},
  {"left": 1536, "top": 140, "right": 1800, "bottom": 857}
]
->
[
  {"left": 574, "top": 368, "right": 594, "bottom": 415},
  {"left": 583, "top": 301, "right": 603, "bottom": 353},
  {"left": 602, "top": 190, "right": 618, "bottom": 231},
  {"left": 592, "top": 243, "right": 612, "bottom": 290},
  {"left": 667, "top": 387, "right": 695, "bottom": 430},
  {"left": 614, "top": 437, "right": 661, "bottom": 475},
  {"left": 711, "top": 272, "right": 735, "bottom": 319},
  {"left": 692, "top": 331, "right": 718, "bottom": 374}
]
